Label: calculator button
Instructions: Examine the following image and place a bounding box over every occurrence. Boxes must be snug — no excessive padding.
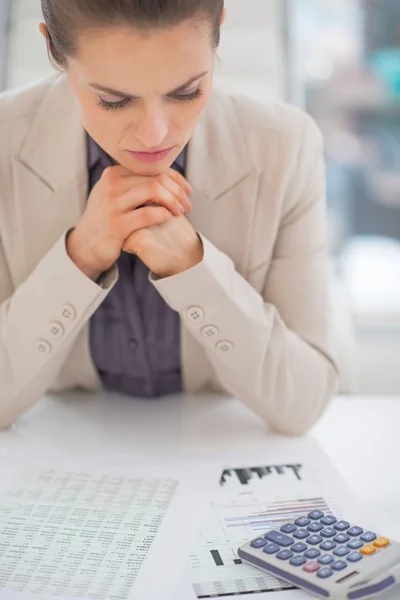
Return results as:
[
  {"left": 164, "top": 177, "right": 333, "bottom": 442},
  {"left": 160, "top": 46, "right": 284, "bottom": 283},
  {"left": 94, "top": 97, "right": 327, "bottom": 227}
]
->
[
  {"left": 251, "top": 538, "right": 268, "bottom": 549},
  {"left": 281, "top": 524, "right": 297, "bottom": 534},
  {"left": 333, "top": 546, "right": 350, "bottom": 557},
  {"left": 347, "top": 539, "right": 364, "bottom": 550},
  {"left": 308, "top": 522, "right": 324, "bottom": 533},
  {"left": 348, "top": 526, "right": 364, "bottom": 537},
  {"left": 334, "top": 534, "right": 350, "bottom": 544},
  {"left": 303, "top": 561, "right": 320, "bottom": 573},
  {"left": 305, "top": 548, "right": 321, "bottom": 559},
  {"left": 334, "top": 521, "right": 350, "bottom": 531},
  {"left": 276, "top": 550, "right": 293, "bottom": 561},
  {"left": 290, "top": 556, "right": 307, "bottom": 567},
  {"left": 318, "top": 554, "right": 334, "bottom": 565},
  {"left": 348, "top": 552, "right": 363, "bottom": 563},
  {"left": 308, "top": 535, "right": 323, "bottom": 545},
  {"left": 332, "top": 560, "right": 347, "bottom": 571},
  {"left": 361, "top": 544, "right": 377, "bottom": 556},
  {"left": 360, "top": 532, "right": 377, "bottom": 543},
  {"left": 263, "top": 543, "right": 280, "bottom": 555},
  {"left": 293, "top": 529, "right": 310, "bottom": 540},
  {"left": 295, "top": 517, "right": 311, "bottom": 527},
  {"left": 317, "top": 568, "right": 334, "bottom": 579},
  {"left": 320, "top": 540, "right": 336, "bottom": 551},
  {"left": 374, "top": 537, "right": 390, "bottom": 548},
  {"left": 321, "top": 515, "right": 337, "bottom": 526},
  {"left": 291, "top": 543, "right": 308, "bottom": 553},
  {"left": 265, "top": 531, "right": 294, "bottom": 547},
  {"left": 308, "top": 511, "right": 324, "bottom": 520},
  {"left": 321, "top": 528, "right": 336, "bottom": 538}
]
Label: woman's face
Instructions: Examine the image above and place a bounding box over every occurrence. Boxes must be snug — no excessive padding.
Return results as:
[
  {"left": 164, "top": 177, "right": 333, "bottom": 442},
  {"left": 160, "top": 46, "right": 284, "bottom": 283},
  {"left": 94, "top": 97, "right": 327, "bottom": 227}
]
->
[{"left": 65, "top": 21, "right": 215, "bottom": 176}]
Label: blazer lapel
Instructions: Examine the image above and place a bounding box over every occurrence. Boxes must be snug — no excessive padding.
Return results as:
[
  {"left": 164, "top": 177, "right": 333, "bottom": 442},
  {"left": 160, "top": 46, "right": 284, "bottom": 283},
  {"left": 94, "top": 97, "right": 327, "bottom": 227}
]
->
[{"left": 10, "top": 75, "right": 87, "bottom": 283}]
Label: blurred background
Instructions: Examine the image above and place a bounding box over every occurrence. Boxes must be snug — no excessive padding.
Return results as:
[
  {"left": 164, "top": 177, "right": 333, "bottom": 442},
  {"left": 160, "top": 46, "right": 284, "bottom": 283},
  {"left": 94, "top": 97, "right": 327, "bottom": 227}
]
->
[{"left": 1, "top": 0, "right": 400, "bottom": 395}]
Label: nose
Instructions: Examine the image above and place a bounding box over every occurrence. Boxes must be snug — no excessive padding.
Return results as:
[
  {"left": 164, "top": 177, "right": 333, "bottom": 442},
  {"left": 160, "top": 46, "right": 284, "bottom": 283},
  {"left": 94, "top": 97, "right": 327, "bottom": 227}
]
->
[{"left": 135, "top": 102, "right": 169, "bottom": 149}]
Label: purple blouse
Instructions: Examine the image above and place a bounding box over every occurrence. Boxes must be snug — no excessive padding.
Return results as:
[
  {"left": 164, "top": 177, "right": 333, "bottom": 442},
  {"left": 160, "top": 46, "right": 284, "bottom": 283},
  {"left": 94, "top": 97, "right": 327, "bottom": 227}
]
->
[{"left": 87, "top": 135, "right": 185, "bottom": 397}]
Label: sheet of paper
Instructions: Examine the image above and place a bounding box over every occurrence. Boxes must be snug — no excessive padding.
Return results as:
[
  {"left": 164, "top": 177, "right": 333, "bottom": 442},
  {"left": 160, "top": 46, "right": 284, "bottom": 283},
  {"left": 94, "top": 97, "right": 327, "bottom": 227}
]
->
[
  {"left": 177, "top": 445, "right": 373, "bottom": 600},
  {"left": 0, "top": 454, "right": 221, "bottom": 600}
]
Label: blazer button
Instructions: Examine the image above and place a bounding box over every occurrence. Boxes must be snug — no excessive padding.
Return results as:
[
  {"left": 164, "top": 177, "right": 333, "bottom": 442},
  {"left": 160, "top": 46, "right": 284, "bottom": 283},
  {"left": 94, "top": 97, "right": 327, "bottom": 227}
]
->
[
  {"left": 48, "top": 322, "right": 64, "bottom": 338},
  {"left": 201, "top": 325, "right": 219, "bottom": 338},
  {"left": 61, "top": 304, "right": 76, "bottom": 322},
  {"left": 187, "top": 306, "right": 205, "bottom": 324},
  {"left": 216, "top": 341, "right": 234, "bottom": 354},
  {"left": 35, "top": 340, "right": 52, "bottom": 356}
]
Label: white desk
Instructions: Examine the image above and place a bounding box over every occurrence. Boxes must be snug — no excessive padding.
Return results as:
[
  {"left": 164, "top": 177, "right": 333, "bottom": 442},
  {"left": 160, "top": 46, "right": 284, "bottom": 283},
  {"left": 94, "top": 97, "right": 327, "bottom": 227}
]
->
[{"left": 1, "top": 392, "right": 399, "bottom": 598}]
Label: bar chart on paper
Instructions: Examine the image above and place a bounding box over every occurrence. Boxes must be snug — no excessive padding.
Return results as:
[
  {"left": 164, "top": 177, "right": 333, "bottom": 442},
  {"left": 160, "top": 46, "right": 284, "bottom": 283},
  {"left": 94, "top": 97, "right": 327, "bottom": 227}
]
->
[{"left": 189, "top": 463, "right": 342, "bottom": 598}]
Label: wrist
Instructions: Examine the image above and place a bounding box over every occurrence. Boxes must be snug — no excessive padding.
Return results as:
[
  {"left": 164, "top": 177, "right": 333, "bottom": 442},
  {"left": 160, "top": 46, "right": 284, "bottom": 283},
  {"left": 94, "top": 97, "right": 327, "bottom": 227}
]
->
[
  {"left": 158, "top": 236, "right": 204, "bottom": 278},
  {"left": 66, "top": 229, "right": 102, "bottom": 282}
]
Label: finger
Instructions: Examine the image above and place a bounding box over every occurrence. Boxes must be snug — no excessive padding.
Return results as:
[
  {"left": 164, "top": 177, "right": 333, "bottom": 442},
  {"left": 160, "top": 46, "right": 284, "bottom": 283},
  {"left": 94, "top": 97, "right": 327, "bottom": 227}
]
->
[
  {"left": 167, "top": 168, "right": 193, "bottom": 194},
  {"left": 122, "top": 205, "right": 172, "bottom": 238},
  {"left": 101, "top": 164, "right": 134, "bottom": 181},
  {"left": 118, "top": 181, "right": 184, "bottom": 217},
  {"left": 156, "top": 173, "right": 192, "bottom": 212}
]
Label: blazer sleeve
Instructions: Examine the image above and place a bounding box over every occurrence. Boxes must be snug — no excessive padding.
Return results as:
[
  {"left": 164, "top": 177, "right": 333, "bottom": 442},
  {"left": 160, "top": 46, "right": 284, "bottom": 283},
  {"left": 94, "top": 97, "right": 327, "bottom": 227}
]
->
[
  {"left": 0, "top": 232, "right": 117, "bottom": 429},
  {"left": 151, "top": 117, "right": 340, "bottom": 435}
]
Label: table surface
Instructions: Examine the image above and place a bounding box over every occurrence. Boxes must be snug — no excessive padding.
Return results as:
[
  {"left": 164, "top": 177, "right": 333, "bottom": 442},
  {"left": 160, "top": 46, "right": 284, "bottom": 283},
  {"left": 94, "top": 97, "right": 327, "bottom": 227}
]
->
[{"left": 1, "top": 392, "right": 399, "bottom": 599}]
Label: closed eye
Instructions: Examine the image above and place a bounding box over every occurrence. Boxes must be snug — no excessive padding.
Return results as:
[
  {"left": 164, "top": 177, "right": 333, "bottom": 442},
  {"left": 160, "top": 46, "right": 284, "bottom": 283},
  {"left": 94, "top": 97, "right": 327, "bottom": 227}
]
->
[{"left": 97, "top": 88, "right": 204, "bottom": 111}]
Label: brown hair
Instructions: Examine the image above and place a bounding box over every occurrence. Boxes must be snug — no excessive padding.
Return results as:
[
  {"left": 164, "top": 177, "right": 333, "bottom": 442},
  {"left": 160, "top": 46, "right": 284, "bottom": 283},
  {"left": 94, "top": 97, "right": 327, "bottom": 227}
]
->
[{"left": 41, "top": 0, "right": 224, "bottom": 68}]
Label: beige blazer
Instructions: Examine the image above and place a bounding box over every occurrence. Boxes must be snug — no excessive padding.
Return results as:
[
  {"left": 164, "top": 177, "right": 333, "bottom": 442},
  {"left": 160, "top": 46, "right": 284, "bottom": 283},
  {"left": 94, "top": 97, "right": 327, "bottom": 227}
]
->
[{"left": 0, "top": 75, "right": 339, "bottom": 433}]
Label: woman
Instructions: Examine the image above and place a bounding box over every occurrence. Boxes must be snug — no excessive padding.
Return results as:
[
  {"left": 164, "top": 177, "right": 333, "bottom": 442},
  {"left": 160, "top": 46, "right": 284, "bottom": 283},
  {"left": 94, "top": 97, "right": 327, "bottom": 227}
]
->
[{"left": 0, "top": 0, "right": 339, "bottom": 433}]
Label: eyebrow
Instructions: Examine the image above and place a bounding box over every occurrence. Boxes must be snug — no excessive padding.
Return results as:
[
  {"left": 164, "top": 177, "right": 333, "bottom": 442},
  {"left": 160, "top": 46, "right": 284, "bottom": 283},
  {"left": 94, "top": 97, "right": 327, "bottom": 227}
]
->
[{"left": 89, "top": 71, "right": 209, "bottom": 98}]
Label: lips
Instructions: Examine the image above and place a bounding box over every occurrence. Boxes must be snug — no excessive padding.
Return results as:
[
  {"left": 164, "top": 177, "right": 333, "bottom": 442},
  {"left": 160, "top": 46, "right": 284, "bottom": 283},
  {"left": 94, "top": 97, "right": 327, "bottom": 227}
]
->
[{"left": 127, "top": 147, "right": 173, "bottom": 163}]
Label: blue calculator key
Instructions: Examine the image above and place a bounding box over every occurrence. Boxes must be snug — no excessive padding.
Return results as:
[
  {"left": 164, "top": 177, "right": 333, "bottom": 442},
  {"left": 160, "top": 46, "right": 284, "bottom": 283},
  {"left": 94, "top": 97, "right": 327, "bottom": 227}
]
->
[
  {"left": 308, "top": 510, "right": 324, "bottom": 520},
  {"left": 321, "top": 515, "right": 337, "bottom": 526},
  {"left": 281, "top": 523, "right": 297, "bottom": 534},
  {"left": 334, "top": 521, "right": 350, "bottom": 531},
  {"left": 295, "top": 517, "right": 311, "bottom": 527},
  {"left": 348, "top": 552, "right": 363, "bottom": 563},
  {"left": 308, "top": 522, "right": 324, "bottom": 533},
  {"left": 265, "top": 531, "right": 294, "bottom": 547},
  {"left": 263, "top": 543, "right": 280, "bottom": 554},
  {"left": 317, "top": 568, "right": 334, "bottom": 579},
  {"left": 305, "top": 548, "right": 321, "bottom": 559},
  {"left": 276, "top": 550, "right": 293, "bottom": 561},
  {"left": 320, "top": 540, "right": 336, "bottom": 551},
  {"left": 347, "top": 539, "right": 364, "bottom": 550},
  {"left": 334, "top": 546, "right": 350, "bottom": 557},
  {"left": 348, "top": 526, "right": 363, "bottom": 537},
  {"left": 290, "top": 556, "right": 307, "bottom": 567},
  {"left": 291, "top": 543, "right": 308, "bottom": 553},
  {"left": 332, "top": 560, "right": 347, "bottom": 571},
  {"left": 361, "top": 532, "right": 377, "bottom": 543},
  {"left": 318, "top": 554, "right": 334, "bottom": 565},
  {"left": 293, "top": 529, "right": 310, "bottom": 540},
  {"left": 251, "top": 538, "right": 268, "bottom": 549},
  {"left": 321, "top": 528, "right": 336, "bottom": 538},
  {"left": 308, "top": 535, "right": 323, "bottom": 545},
  {"left": 334, "top": 534, "right": 350, "bottom": 544}
]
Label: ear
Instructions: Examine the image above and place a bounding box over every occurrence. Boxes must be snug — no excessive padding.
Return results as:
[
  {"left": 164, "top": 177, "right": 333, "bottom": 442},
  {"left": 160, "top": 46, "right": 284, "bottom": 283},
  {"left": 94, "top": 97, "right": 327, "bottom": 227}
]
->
[
  {"left": 39, "top": 22, "right": 48, "bottom": 39},
  {"left": 220, "top": 8, "right": 227, "bottom": 26}
]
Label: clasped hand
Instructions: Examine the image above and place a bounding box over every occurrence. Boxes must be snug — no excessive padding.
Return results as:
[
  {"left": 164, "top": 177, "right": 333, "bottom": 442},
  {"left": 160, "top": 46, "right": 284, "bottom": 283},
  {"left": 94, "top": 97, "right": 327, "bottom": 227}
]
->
[{"left": 67, "top": 165, "right": 203, "bottom": 281}]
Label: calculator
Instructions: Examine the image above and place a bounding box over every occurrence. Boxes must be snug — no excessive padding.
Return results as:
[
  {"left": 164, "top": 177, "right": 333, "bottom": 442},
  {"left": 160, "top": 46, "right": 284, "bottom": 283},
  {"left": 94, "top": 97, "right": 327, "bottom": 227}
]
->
[{"left": 238, "top": 511, "right": 400, "bottom": 599}]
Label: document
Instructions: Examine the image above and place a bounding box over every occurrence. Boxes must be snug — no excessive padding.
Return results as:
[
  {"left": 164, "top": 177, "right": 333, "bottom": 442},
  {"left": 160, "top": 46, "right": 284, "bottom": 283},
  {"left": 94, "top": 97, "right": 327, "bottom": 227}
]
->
[
  {"left": 177, "top": 445, "right": 373, "bottom": 599},
  {"left": 0, "top": 454, "right": 221, "bottom": 600}
]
